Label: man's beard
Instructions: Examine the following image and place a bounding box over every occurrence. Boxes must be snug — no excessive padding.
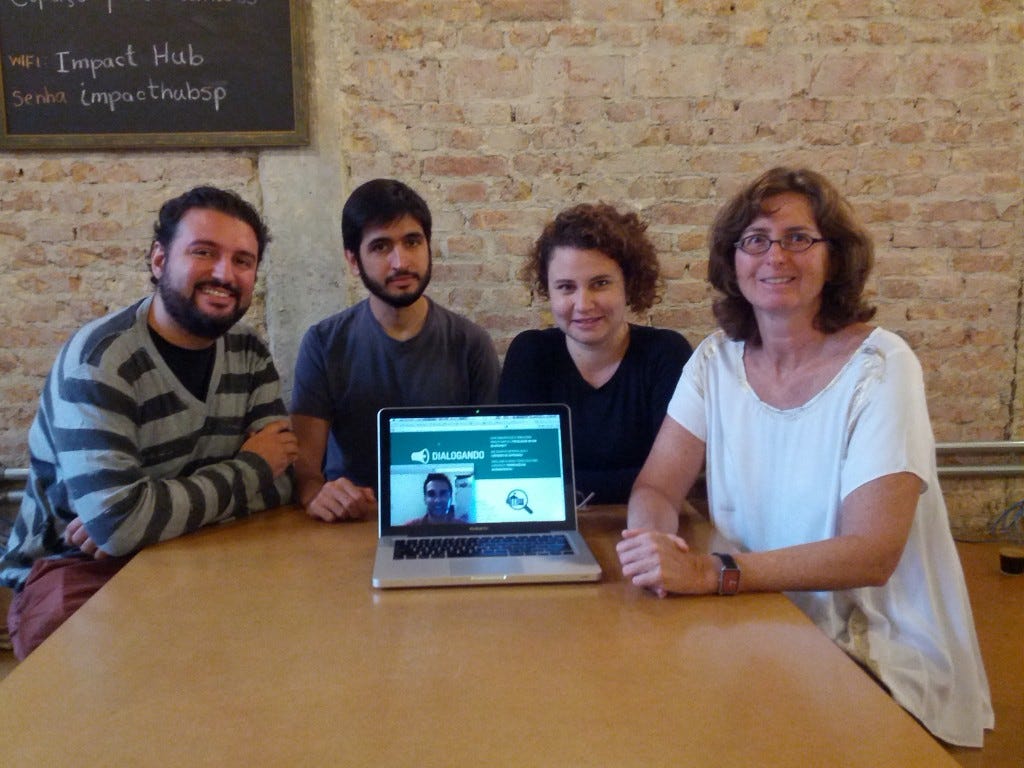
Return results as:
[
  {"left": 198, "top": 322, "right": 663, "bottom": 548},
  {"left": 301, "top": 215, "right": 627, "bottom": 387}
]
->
[
  {"left": 157, "top": 276, "right": 249, "bottom": 340},
  {"left": 357, "top": 257, "right": 432, "bottom": 309}
]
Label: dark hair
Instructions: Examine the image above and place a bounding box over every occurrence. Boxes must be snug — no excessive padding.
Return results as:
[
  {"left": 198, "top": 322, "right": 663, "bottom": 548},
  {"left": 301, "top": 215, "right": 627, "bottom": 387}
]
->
[
  {"left": 708, "top": 167, "right": 876, "bottom": 345},
  {"left": 423, "top": 473, "right": 452, "bottom": 495},
  {"left": 149, "top": 186, "right": 270, "bottom": 285},
  {"left": 522, "top": 203, "right": 661, "bottom": 313},
  {"left": 342, "top": 179, "right": 432, "bottom": 255}
]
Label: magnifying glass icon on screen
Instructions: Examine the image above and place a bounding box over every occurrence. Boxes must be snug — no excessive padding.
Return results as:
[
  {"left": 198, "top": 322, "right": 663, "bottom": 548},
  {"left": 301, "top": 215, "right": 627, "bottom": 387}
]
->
[{"left": 505, "top": 489, "right": 533, "bottom": 514}]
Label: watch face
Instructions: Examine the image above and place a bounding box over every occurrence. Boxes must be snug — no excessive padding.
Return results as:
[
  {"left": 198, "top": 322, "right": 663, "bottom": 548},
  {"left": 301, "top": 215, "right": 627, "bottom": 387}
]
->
[
  {"left": 720, "top": 569, "right": 740, "bottom": 595},
  {"left": 714, "top": 553, "right": 740, "bottom": 595}
]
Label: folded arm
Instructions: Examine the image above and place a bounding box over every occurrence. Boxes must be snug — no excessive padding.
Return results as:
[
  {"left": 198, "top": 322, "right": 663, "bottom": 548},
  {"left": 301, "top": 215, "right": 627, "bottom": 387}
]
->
[
  {"left": 51, "top": 353, "right": 295, "bottom": 557},
  {"left": 621, "top": 446, "right": 920, "bottom": 596}
]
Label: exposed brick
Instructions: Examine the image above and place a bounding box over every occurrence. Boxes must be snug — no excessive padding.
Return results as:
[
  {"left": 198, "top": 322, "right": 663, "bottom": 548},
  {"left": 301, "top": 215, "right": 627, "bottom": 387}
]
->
[
  {"left": 813, "top": 53, "right": 902, "bottom": 97},
  {"left": 443, "top": 182, "right": 488, "bottom": 203},
  {"left": 489, "top": 0, "right": 568, "bottom": 22},
  {"left": 576, "top": 0, "right": 662, "bottom": 21},
  {"left": 423, "top": 155, "right": 508, "bottom": 177},
  {"left": 468, "top": 209, "right": 520, "bottom": 230},
  {"left": 354, "top": 26, "right": 427, "bottom": 51},
  {"left": 597, "top": 24, "right": 644, "bottom": 47},
  {"left": 921, "top": 200, "right": 1000, "bottom": 223},
  {"left": 548, "top": 24, "right": 599, "bottom": 47},
  {"left": 454, "top": 27, "right": 499, "bottom": 50},
  {"left": 903, "top": 52, "right": 989, "bottom": 97},
  {"left": 442, "top": 234, "right": 486, "bottom": 256},
  {"left": 449, "top": 55, "right": 532, "bottom": 99},
  {"left": 878, "top": 277, "right": 922, "bottom": 300}
]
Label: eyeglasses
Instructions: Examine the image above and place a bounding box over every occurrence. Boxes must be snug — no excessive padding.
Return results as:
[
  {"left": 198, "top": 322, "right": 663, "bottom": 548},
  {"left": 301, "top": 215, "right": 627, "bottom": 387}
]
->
[{"left": 733, "top": 233, "right": 827, "bottom": 256}]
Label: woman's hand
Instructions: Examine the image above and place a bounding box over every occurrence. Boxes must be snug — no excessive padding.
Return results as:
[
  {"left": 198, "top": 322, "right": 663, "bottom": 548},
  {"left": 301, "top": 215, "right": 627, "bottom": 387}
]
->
[{"left": 617, "top": 528, "right": 716, "bottom": 597}]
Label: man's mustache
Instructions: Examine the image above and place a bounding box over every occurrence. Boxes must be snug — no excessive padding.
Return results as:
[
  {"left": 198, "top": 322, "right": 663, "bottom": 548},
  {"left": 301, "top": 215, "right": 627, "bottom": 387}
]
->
[{"left": 386, "top": 270, "right": 420, "bottom": 284}]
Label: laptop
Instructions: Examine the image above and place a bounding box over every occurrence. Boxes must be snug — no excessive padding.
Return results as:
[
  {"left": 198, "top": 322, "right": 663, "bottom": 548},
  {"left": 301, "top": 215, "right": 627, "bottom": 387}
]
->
[{"left": 372, "top": 403, "right": 602, "bottom": 588}]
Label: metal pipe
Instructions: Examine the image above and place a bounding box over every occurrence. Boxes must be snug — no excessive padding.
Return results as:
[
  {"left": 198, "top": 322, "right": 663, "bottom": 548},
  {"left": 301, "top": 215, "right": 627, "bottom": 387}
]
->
[
  {"left": 934, "top": 442, "right": 1024, "bottom": 478},
  {"left": 936, "top": 441, "right": 1024, "bottom": 455},
  {"left": 0, "top": 467, "right": 29, "bottom": 483},
  {"left": 938, "top": 466, "right": 1024, "bottom": 478},
  {"left": 0, "top": 440, "right": 1018, "bottom": 486}
]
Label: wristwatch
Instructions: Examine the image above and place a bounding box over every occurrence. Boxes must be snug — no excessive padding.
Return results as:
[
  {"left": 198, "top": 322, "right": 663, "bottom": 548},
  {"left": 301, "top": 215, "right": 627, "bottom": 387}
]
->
[{"left": 712, "top": 552, "right": 740, "bottom": 596}]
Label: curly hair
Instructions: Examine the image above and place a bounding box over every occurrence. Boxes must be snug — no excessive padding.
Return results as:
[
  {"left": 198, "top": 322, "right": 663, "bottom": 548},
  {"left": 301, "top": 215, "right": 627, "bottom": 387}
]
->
[
  {"left": 522, "top": 203, "right": 662, "bottom": 313},
  {"left": 708, "top": 167, "right": 876, "bottom": 345}
]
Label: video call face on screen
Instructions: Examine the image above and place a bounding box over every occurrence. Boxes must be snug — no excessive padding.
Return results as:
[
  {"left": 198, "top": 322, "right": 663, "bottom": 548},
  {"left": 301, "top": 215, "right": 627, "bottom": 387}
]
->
[{"left": 387, "top": 413, "right": 568, "bottom": 527}]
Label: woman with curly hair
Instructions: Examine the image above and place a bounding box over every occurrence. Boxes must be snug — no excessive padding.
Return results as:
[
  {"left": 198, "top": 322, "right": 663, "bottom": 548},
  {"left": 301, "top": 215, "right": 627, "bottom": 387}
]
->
[{"left": 500, "top": 203, "right": 692, "bottom": 503}]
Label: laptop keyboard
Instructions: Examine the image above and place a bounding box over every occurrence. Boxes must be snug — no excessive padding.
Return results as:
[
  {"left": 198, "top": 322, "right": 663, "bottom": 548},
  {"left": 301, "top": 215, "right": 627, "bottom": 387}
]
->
[{"left": 393, "top": 534, "right": 573, "bottom": 560}]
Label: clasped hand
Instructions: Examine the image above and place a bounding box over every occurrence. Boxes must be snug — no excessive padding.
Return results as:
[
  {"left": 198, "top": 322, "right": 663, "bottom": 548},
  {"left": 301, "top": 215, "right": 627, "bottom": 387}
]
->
[
  {"left": 616, "top": 529, "right": 712, "bottom": 598},
  {"left": 64, "top": 516, "right": 105, "bottom": 560},
  {"left": 240, "top": 419, "right": 299, "bottom": 477}
]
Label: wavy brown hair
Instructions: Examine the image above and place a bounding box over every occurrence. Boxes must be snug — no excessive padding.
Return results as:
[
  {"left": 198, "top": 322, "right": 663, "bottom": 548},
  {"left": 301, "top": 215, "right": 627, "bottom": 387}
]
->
[
  {"left": 708, "top": 167, "right": 876, "bottom": 345},
  {"left": 522, "top": 203, "right": 661, "bottom": 313}
]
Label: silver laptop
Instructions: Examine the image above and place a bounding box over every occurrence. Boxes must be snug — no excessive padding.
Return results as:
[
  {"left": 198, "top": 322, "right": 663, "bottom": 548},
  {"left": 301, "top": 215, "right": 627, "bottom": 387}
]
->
[{"left": 372, "top": 403, "right": 602, "bottom": 588}]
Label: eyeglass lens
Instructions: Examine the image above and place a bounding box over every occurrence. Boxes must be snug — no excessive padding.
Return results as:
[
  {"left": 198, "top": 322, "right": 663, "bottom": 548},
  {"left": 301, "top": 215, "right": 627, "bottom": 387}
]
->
[{"left": 735, "top": 234, "right": 820, "bottom": 255}]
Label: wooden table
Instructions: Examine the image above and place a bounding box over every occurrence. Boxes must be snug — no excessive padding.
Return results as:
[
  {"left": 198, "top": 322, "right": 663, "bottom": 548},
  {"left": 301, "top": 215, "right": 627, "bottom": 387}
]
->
[{"left": 0, "top": 506, "right": 958, "bottom": 766}]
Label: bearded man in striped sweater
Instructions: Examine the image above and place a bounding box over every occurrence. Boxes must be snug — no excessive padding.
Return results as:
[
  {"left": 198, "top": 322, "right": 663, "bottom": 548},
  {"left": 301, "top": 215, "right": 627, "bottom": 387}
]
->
[{"left": 1, "top": 186, "right": 298, "bottom": 659}]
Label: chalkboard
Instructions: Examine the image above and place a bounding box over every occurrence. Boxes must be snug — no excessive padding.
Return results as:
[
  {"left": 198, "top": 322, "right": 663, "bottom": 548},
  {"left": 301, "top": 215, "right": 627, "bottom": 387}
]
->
[{"left": 0, "top": 0, "right": 308, "bottom": 150}]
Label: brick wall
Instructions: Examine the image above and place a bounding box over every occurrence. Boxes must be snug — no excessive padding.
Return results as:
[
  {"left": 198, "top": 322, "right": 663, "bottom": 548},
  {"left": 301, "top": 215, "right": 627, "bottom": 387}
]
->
[{"left": 1, "top": 1, "right": 1021, "bottom": 535}]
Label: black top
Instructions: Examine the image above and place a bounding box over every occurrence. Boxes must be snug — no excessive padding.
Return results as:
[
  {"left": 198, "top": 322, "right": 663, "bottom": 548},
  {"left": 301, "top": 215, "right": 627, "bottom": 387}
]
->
[
  {"left": 499, "top": 325, "right": 692, "bottom": 503},
  {"left": 149, "top": 326, "right": 216, "bottom": 402}
]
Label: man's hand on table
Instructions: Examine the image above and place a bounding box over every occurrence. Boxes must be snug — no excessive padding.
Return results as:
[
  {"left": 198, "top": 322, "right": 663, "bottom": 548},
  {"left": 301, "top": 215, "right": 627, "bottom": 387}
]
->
[{"left": 305, "top": 477, "right": 377, "bottom": 522}]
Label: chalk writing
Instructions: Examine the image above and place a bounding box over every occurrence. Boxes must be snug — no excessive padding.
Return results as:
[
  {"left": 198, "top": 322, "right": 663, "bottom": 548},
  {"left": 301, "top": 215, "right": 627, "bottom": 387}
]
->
[
  {"left": 55, "top": 45, "right": 139, "bottom": 79},
  {"left": 0, "top": 0, "right": 304, "bottom": 148},
  {"left": 7, "top": 53, "right": 44, "bottom": 68},
  {"left": 152, "top": 42, "right": 204, "bottom": 67},
  {"left": 8, "top": 0, "right": 99, "bottom": 12},
  {"left": 11, "top": 86, "right": 68, "bottom": 106},
  {"left": 79, "top": 78, "right": 227, "bottom": 111}
]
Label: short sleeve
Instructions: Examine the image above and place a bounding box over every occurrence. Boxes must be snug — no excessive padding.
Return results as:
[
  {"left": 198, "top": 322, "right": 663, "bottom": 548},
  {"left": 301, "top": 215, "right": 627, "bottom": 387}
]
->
[
  {"left": 290, "top": 325, "right": 332, "bottom": 420},
  {"left": 841, "top": 337, "right": 936, "bottom": 499},
  {"left": 499, "top": 331, "right": 552, "bottom": 404},
  {"left": 666, "top": 334, "right": 716, "bottom": 442}
]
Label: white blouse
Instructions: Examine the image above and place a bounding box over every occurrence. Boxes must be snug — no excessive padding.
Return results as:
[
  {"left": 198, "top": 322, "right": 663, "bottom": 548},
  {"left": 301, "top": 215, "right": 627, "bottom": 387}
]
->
[{"left": 667, "top": 327, "right": 993, "bottom": 747}]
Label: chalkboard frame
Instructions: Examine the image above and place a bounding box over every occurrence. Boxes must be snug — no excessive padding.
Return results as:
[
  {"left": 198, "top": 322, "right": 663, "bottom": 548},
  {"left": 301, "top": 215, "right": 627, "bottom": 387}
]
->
[{"left": 0, "top": 0, "right": 309, "bottom": 151}]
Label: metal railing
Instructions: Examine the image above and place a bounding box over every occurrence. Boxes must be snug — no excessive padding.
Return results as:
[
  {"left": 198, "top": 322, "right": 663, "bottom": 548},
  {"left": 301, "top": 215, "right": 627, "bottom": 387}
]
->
[
  {"left": 1, "top": 466, "right": 27, "bottom": 506},
  {"left": 934, "top": 441, "right": 1024, "bottom": 478},
  {"left": 0, "top": 441, "right": 1022, "bottom": 491}
]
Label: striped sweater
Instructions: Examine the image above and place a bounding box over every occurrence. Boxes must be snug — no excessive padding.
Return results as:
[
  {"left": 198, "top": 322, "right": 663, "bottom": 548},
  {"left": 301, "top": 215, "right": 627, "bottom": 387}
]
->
[{"left": 1, "top": 295, "right": 292, "bottom": 590}]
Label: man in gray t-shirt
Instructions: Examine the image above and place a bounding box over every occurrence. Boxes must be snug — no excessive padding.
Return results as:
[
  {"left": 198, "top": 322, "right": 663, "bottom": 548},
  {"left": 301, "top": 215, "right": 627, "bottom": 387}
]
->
[{"left": 291, "top": 179, "right": 499, "bottom": 522}]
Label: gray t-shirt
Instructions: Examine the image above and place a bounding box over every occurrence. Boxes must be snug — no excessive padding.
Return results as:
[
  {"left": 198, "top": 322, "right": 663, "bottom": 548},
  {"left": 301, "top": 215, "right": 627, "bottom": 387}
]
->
[{"left": 291, "top": 298, "right": 500, "bottom": 488}]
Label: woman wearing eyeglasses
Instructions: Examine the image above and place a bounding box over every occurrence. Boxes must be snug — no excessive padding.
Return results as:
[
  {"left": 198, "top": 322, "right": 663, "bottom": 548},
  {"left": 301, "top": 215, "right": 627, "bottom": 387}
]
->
[{"left": 616, "top": 167, "right": 992, "bottom": 747}]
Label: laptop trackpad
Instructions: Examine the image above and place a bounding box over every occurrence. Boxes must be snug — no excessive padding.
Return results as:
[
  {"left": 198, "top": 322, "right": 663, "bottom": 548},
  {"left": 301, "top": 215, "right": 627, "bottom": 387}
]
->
[{"left": 451, "top": 558, "right": 524, "bottom": 577}]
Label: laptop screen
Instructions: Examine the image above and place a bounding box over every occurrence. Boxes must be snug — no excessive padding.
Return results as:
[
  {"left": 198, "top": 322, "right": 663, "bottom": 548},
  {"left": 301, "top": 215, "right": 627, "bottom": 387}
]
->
[{"left": 378, "top": 404, "right": 577, "bottom": 536}]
